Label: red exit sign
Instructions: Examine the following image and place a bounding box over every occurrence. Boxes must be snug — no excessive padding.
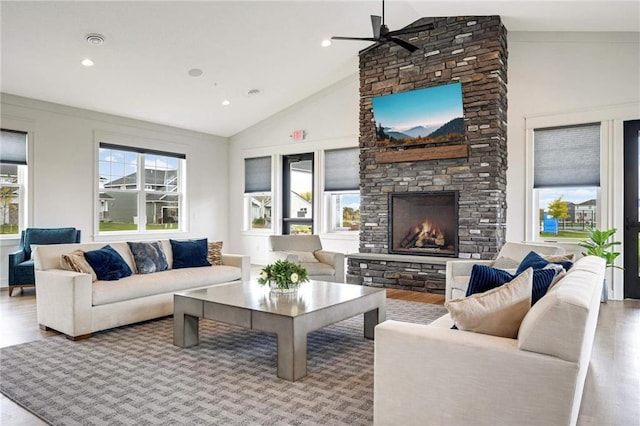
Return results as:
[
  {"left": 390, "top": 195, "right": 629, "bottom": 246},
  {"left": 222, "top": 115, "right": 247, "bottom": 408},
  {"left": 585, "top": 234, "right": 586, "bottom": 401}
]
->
[{"left": 291, "top": 130, "right": 305, "bottom": 141}]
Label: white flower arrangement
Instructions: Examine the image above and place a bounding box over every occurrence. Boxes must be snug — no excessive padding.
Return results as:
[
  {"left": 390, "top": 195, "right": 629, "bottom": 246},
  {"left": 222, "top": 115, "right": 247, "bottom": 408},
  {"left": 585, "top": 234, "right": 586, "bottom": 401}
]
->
[{"left": 257, "top": 259, "right": 309, "bottom": 291}]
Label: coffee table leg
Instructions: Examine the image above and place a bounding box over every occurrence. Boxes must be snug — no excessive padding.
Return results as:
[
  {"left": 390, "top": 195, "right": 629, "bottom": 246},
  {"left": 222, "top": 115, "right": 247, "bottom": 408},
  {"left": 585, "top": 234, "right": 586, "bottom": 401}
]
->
[
  {"left": 275, "top": 321, "right": 308, "bottom": 381},
  {"left": 174, "top": 313, "right": 199, "bottom": 347},
  {"left": 364, "top": 305, "right": 386, "bottom": 339}
]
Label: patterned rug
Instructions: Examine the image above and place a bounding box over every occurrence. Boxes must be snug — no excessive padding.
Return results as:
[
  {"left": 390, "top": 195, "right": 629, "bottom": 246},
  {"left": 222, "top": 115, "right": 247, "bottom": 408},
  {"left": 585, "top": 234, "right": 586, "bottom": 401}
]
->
[{"left": 0, "top": 299, "right": 447, "bottom": 426}]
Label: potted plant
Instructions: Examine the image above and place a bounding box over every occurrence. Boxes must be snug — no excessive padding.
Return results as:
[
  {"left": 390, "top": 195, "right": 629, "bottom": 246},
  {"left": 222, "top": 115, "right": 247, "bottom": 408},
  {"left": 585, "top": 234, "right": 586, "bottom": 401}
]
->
[
  {"left": 578, "top": 227, "right": 622, "bottom": 302},
  {"left": 257, "top": 259, "right": 309, "bottom": 293}
]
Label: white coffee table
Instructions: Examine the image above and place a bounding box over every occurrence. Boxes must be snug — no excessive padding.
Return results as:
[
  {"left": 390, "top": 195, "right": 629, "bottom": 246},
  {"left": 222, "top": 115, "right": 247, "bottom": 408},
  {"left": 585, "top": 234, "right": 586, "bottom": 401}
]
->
[{"left": 173, "top": 280, "right": 386, "bottom": 381}]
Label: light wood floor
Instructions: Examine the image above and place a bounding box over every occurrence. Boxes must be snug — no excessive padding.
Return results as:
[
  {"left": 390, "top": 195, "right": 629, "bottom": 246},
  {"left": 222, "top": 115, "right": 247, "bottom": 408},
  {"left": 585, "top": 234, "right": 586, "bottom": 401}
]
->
[{"left": 2, "top": 286, "right": 639, "bottom": 426}]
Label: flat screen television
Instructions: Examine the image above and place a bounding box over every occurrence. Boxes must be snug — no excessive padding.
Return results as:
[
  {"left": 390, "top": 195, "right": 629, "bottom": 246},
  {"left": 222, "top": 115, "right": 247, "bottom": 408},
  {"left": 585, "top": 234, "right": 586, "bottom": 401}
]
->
[{"left": 371, "top": 82, "right": 465, "bottom": 145}]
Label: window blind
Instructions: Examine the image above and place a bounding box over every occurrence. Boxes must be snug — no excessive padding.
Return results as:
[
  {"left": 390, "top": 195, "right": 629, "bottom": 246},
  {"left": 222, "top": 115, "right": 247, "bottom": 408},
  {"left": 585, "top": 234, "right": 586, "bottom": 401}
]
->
[
  {"left": 324, "top": 147, "right": 359, "bottom": 191},
  {"left": 99, "top": 143, "right": 186, "bottom": 159},
  {"left": 0, "top": 129, "right": 28, "bottom": 165},
  {"left": 534, "top": 123, "right": 600, "bottom": 188},
  {"left": 245, "top": 156, "right": 271, "bottom": 193}
]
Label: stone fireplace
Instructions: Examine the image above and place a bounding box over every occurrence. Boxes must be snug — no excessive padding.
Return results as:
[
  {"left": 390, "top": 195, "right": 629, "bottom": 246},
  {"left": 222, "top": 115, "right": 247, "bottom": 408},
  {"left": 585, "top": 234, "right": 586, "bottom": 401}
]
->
[
  {"left": 347, "top": 16, "right": 508, "bottom": 294},
  {"left": 389, "top": 191, "right": 458, "bottom": 257}
]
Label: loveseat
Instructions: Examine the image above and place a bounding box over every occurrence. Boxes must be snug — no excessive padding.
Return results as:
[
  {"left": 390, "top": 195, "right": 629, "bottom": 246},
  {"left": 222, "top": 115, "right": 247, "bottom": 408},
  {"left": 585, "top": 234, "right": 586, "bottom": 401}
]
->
[
  {"left": 33, "top": 240, "right": 250, "bottom": 339},
  {"left": 374, "top": 255, "right": 605, "bottom": 426}
]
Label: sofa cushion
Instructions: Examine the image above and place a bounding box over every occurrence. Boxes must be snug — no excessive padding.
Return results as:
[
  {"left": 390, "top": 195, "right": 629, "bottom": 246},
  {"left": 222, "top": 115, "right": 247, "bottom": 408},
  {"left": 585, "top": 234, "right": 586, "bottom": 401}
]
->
[
  {"left": 445, "top": 268, "right": 533, "bottom": 339},
  {"left": 84, "top": 245, "right": 133, "bottom": 281},
  {"left": 518, "top": 266, "right": 603, "bottom": 362},
  {"left": 127, "top": 241, "right": 168, "bottom": 274},
  {"left": 170, "top": 239, "right": 211, "bottom": 269},
  {"left": 23, "top": 227, "right": 78, "bottom": 258},
  {"left": 91, "top": 265, "right": 242, "bottom": 306},
  {"left": 516, "top": 251, "right": 573, "bottom": 275},
  {"left": 207, "top": 241, "right": 224, "bottom": 266},
  {"left": 60, "top": 250, "right": 98, "bottom": 281}
]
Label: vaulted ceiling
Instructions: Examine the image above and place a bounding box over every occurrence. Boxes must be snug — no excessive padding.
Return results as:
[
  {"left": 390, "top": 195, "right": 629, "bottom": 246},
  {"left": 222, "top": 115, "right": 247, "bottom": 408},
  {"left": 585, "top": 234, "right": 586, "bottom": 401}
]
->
[{"left": 2, "top": 1, "right": 638, "bottom": 137}]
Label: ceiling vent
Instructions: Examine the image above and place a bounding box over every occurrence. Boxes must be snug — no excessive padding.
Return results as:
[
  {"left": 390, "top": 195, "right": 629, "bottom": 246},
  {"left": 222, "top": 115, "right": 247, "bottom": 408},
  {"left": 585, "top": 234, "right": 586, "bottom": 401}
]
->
[{"left": 86, "top": 33, "right": 105, "bottom": 46}]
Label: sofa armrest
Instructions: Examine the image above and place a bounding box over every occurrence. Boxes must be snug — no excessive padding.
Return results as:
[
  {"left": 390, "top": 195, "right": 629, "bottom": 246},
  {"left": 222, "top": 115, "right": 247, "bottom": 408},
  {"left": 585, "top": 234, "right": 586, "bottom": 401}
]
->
[
  {"left": 445, "top": 259, "right": 494, "bottom": 301},
  {"left": 374, "top": 320, "right": 580, "bottom": 426},
  {"left": 35, "top": 269, "right": 93, "bottom": 337},
  {"left": 221, "top": 254, "right": 251, "bottom": 281},
  {"left": 314, "top": 250, "right": 345, "bottom": 282}
]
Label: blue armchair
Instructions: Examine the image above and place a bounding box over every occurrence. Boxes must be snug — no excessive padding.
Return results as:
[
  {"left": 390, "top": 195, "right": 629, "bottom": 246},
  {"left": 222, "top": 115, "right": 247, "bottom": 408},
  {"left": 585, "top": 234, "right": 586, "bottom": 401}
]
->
[{"left": 8, "top": 227, "right": 81, "bottom": 296}]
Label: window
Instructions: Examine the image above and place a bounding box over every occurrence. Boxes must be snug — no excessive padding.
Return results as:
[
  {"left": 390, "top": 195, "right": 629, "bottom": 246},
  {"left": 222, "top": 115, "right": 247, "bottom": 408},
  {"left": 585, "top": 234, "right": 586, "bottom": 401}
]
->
[
  {"left": 98, "top": 144, "right": 185, "bottom": 233},
  {"left": 533, "top": 123, "right": 600, "bottom": 240},
  {"left": 244, "top": 156, "right": 272, "bottom": 230},
  {"left": 324, "top": 148, "right": 360, "bottom": 232},
  {"left": 0, "top": 129, "right": 28, "bottom": 236},
  {"left": 283, "top": 153, "right": 313, "bottom": 235}
]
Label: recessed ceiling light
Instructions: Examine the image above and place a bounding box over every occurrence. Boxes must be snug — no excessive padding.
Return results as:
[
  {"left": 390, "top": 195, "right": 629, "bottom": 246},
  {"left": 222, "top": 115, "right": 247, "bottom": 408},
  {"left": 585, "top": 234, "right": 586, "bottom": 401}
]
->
[
  {"left": 222, "top": 100, "right": 231, "bottom": 106},
  {"left": 188, "top": 68, "right": 203, "bottom": 77},
  {"left": 81, "top": 58, "right": 94, "bottom": 67},
  {"left": 86, "top": 33, "right": 105, "bottom": 46},
  {"left": 321, "top": 39, "right": 332, "bottom": 47}
]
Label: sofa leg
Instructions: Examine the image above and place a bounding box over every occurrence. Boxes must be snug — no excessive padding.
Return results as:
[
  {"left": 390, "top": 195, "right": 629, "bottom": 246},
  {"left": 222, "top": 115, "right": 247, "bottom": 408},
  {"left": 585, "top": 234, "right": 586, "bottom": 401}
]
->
[{"left": 65, "top": 333, "right": 93, "bottom": 341}]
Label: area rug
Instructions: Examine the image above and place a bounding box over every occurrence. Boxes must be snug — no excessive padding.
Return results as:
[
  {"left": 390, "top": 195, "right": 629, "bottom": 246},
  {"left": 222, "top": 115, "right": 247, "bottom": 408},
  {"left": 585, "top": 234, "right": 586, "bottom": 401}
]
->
[{"left": 0, "top": 299, "right": 447, "bottom": 426}]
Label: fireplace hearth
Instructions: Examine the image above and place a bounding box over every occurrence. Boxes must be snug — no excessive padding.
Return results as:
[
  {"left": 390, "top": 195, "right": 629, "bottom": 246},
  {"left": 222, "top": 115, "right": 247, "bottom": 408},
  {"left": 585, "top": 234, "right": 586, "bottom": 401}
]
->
[{"left": 389, "top": 191, "right": 458, "bottom": 257}]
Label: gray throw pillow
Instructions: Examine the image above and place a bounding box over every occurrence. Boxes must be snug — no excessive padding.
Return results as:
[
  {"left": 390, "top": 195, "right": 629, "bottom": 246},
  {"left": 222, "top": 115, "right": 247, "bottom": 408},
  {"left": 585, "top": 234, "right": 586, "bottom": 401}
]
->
[{"left": 127, "top": 241, "right": 168, "bottom": 274}]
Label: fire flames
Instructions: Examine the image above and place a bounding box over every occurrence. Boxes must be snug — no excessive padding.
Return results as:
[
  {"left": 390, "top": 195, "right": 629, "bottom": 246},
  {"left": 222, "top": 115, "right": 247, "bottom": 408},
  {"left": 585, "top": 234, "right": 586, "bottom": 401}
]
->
[{"left": 400, "top": 220, "right": 445, "bottom": 249}]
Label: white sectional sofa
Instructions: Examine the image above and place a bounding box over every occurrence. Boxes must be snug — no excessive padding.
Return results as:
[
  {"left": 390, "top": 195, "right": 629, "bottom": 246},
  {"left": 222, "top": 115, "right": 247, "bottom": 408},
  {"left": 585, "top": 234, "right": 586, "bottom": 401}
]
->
[
  {"left": 33, "top": 240, "right": 250, "bottom": 339},
  {"left": 374, "top": 255, "right": 605, "bottom": 426}
]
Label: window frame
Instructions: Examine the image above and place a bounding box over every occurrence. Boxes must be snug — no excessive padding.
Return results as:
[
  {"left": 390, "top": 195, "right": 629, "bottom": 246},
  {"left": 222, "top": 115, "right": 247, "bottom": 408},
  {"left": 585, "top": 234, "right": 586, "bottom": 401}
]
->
[
  {"left": 525, "top": 112, "right": 612, "bottom": 243},
  {"left": 0, "top": 128, "right": 29, "bottom": 239},
  {"left": 96, "top": 142, "right": 186, "bottom": 235}
]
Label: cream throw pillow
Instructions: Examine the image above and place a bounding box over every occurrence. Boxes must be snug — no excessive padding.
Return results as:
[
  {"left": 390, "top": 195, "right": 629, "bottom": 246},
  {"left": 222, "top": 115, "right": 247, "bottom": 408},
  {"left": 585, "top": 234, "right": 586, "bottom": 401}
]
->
[
  {"left": 284, "top": 251, "right": 318, "bottom": 263},
  {"left": 60, "top": 250, "right": 98, "bottom": 282},
  {"left": 445, "top": 268, "right": 533, "bottom": 339}
]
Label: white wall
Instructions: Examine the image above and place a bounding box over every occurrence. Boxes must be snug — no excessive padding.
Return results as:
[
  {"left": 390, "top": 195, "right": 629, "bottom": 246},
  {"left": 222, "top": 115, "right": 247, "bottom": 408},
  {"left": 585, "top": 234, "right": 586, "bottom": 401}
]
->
[
  {"left": 1, "top": 94, "right": 230, "bottom": 287},
  {"left": 507, "top": 32, "right": 640, "bottom": 299},
  {"left": 228, "top": 76, "right": 360, "bottom": 264}
]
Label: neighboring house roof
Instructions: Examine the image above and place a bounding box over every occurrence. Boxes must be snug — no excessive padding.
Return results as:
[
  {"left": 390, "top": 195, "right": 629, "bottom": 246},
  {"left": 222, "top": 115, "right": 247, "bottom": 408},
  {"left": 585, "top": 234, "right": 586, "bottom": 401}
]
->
[{"left": 103, "top": 169, "right": 177, "bottom": 189}]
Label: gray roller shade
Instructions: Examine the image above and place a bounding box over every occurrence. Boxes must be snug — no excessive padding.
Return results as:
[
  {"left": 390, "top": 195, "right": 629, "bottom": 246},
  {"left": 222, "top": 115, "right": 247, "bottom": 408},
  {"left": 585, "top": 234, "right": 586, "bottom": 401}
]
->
[
  {"left": 534, "top": 123, "right": 600, "bottom": 188},
  {"left": 324, "top": 147, "right": 359, "bottom": 191},
  {"left": 244, "top": 156, "right": 271, "bottom": 193},
  {"left": 1, "top": 129, "right": 28, "bottom": 165}
]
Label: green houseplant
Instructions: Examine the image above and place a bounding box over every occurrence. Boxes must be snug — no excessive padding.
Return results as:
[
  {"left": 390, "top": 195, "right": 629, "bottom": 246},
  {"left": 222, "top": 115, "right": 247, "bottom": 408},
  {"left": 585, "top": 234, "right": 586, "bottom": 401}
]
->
[
  {"left": 578, "top": 227, "right": 622, "bottom": 302},
  {"left": 257, "top": 259, "right": 309, "bottom": 293}
]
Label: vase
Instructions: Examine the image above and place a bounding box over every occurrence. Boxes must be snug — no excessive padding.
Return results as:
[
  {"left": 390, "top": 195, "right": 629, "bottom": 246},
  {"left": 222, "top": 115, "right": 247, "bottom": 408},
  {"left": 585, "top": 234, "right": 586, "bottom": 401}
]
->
[{"left": 269, "top": 281, "right": 300, "bottom": 294}]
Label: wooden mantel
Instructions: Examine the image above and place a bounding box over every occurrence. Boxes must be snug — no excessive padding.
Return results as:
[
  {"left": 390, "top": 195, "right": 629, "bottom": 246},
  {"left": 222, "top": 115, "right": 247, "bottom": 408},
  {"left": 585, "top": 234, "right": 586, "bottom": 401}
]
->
[{"left": 375, "top": 144, "right": 468, "bottom": 164}]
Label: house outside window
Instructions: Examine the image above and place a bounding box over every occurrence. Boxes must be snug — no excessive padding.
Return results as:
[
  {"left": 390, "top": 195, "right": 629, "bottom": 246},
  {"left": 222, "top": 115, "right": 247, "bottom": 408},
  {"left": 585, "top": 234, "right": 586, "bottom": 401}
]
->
[
  {"left": 324, "top": 147, "right": 360, "bottom": 232},
  {"left": 98, "top": 144, "right": 185, "bottom": 233},
  {"left": 0, "top": 129, "right": 28, "bottom": 236},
  {"left": 244, "top": 156, "right": 272, "bottom": 230},
  {"left": 533, "top": 123, "right": 600, "bottom": 240}
]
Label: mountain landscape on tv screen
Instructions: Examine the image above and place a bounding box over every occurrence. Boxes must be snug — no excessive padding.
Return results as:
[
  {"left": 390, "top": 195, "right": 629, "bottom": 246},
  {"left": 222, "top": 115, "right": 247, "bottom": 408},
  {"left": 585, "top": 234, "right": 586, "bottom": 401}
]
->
[{"left": 376, "top": 117, "right": 464, "bottom": 144}]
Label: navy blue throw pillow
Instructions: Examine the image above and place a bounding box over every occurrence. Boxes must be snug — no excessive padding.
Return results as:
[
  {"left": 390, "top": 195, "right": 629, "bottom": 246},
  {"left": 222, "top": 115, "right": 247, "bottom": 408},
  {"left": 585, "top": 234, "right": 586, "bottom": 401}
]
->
[
  {"left": 515, "top": 251, "right": 573, "bottom": 275},
  {"left": 170, "top": 239, "right": 211, "bottom": 269},
  {"left": 465, "top": 264, "right": 514, "bottom": 297},
  {"left": 531, "top": 268, "right": 558, "bottom": 305},
  {"left": 84, "top": 245, "right": 133, "bottom": 281}
]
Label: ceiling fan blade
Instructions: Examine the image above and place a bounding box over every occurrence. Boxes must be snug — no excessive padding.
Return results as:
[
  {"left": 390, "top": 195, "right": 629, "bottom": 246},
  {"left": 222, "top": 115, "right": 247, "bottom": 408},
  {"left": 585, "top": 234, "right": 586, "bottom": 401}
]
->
[
  {"left": 387, "top": 22, "right": 435, "bottom": 37},
  {"left": 389, "top": 37, "right": 419, "bottom": 52},
  {"left": 371, "top": 15, "right": 382, "bottom": 38},
  {"left": 332, "top": 36, "right": 379, "bottom": 42}
]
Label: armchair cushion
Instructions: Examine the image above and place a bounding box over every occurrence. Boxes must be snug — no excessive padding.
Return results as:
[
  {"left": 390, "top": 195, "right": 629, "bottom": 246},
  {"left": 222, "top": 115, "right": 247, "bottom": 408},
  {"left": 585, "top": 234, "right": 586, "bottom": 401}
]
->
[
  {"left": 284, "top": 250, "right": 319, "bottom": 263},
  {"left": 301, "top": 261, "right": 335, "bottom": 277},
  {"left": 14, "top": 259, "right": 35, "bottom": 284},
  {"left": 23, "top": 227, "right": 79, "bottom": 258}
]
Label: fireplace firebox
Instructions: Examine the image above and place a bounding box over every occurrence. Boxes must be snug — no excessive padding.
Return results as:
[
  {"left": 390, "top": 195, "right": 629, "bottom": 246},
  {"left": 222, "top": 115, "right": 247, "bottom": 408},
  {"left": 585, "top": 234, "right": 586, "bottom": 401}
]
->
[{"left": 389, "top": 191, "right": 458, "bottom": 257}]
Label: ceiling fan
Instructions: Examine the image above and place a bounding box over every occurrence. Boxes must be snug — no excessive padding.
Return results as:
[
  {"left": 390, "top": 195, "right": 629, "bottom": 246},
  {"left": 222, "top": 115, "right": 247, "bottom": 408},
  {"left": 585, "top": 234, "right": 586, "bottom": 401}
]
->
[{"left": 331, "top": 0, "right": 434, "bottom": 53}]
